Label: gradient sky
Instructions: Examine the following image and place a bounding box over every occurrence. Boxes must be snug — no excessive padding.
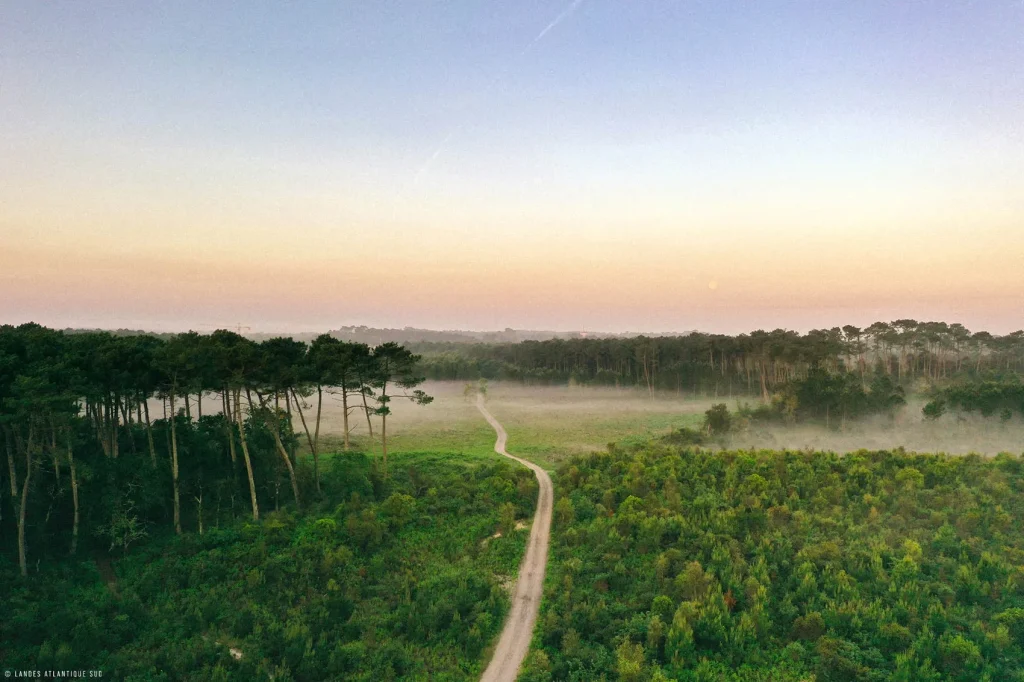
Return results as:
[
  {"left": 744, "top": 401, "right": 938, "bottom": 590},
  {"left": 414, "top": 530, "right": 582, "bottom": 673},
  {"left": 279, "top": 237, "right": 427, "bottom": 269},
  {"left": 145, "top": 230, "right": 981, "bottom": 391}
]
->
[{"left": 2, "top": 1, "right": 1023, "bottom": 334}]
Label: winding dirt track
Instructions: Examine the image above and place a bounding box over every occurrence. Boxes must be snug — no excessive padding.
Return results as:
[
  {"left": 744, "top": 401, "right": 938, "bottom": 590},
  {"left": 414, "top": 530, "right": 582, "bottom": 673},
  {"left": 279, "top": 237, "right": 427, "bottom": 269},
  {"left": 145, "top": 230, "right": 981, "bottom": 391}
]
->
[{"left": 477, "top": 394, "right": 553, "bottom": 682}]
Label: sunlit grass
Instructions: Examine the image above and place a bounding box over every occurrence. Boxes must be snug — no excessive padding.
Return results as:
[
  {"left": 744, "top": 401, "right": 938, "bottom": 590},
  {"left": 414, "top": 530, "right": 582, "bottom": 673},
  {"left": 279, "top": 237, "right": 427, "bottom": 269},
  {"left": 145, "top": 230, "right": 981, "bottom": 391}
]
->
[{"left": 307, "top": 381, "right": 712, "bottom": 471}]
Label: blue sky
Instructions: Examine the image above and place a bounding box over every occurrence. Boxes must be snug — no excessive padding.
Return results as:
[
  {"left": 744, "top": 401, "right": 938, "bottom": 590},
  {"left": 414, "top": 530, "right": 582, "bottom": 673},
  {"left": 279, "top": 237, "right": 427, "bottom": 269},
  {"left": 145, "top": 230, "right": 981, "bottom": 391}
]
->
[{"left": 2, "top": 1, "right": 1023, "bottom": 332}]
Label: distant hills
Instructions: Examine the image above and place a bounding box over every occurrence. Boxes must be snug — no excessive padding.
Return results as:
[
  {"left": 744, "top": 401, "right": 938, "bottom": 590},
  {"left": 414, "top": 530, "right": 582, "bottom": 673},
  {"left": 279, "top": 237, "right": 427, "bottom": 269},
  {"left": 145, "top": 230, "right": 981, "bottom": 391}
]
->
[{"left": 56, "top": 325, "right": 695, "bottom": 344}]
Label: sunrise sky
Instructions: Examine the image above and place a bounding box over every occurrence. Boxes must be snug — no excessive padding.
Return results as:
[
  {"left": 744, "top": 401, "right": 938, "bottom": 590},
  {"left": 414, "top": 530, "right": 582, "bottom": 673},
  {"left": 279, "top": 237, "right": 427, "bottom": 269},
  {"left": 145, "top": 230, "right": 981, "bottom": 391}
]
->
[{"left": 2, "top": 1, "right": 1023, "bottom": 334}]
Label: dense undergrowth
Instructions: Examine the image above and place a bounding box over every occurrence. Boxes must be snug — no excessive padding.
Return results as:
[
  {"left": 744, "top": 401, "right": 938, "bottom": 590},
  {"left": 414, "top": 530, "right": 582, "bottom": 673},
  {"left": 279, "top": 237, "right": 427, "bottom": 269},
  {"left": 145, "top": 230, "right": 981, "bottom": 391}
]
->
[
  {"left": 524, "top": 443, "right": 1024, "bottom": 682},
  {"left": 1, "top": 451, "right": 537, "bottom": 681}
]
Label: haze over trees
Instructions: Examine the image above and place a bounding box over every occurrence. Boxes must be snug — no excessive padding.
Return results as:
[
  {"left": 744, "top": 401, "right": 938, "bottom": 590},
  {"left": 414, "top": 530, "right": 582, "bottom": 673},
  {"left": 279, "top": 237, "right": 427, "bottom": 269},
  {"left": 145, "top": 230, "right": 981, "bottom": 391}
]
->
[{"left": 414, "top": 321, "right": 1024, "bottom": 398}]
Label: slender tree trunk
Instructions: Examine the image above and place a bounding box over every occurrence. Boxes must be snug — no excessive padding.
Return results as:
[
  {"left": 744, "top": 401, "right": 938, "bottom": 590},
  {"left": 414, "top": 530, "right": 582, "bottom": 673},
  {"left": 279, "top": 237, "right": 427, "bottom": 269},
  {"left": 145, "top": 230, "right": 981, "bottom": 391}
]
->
[
  {"left": 285, "top": 392, "right": 296, "bottom": 466},
  {"left": 5, "top": 426, "right": 18, "bottom": 498},
  {"left": 120, "top": 397, "right": 137, "bottom": 456},
  {"left": 361, "top": 390, "right": 374, "bottom": 437},
  {"left": 119, "top": 398, "right": 130, "bottom": 427},
  {"left": 271, "top": 428, "right": 301, "bottom": 509},
  {"left": 265, "top": 395, "right": 301, "bottom": 510},
  {"left": 197, "top": 392, "right": 202, "bottom": 420},
  {"left": 18, "top": 427, "right": 34, "bottom": 577},
  {"left": 49, "top": 421, "right": 60, "bottom": 485},
  {"left": 236, "top": 389, "right": 259, "bottom": 521},
  {"left": 91, "top": 402, "right": 110, "bottom": 458},
  {"left": 110, "top": 396, "right": 119, "bottom": 459},
  {"left": 195, "top": 482, "right": 203, "bottom": 535},
  {"left": 163, "top": 397, "right": 172, "bottom": 457},
  {"left": 381, "top": 411, "right": 388, "bottom": 478},
  {"left": 318, "top": 385, "right": 328, "bottom": 452},
  {"left": 184, "top": 393, "right": 191, "bottom": 421},
  {"left": 223, "top": 389, "right": 237, "bottom": 464},
  {"left": 760, "top": 361, "right": 769, "bottom": 402},
  {"left": 169, "top": 387, "right": 181, "bottom": 535},
  {"left": 143, "top": 399, "right": 156, "bottom": 467},
  {"left": 290, "top": 388, "right": 319, "bottom": 494},
  {"left": 67, "top": 429, "right": 79, "bottom": 556}
]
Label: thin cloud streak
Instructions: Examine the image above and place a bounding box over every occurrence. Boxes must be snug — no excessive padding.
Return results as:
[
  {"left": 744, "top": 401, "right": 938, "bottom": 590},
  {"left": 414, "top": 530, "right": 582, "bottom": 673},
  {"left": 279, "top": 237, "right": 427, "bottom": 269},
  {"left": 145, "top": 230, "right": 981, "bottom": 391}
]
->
[
  {"left": 522, "top": 0, "right": 586, "bottom": 56},
  {"left": 413, "top": 131, "right": 453, "bottom": 185},
  {"left": 411, "top": 0, "right": 588, "bottom": 185}
]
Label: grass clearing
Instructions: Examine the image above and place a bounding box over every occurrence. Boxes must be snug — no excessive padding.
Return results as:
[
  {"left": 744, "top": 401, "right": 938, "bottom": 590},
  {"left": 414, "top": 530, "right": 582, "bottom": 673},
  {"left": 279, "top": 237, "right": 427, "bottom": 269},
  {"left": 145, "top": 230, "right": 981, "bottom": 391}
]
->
[{"left": 307, "top": 381, "right": 1024, "bottom": 475}]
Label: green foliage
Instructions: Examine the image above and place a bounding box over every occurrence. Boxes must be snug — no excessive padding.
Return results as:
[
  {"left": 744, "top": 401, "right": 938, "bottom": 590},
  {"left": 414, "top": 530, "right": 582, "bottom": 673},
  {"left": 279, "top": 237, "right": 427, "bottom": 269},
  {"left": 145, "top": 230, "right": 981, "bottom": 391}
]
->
[
  {"left": 661, "top": 426, "right": 707, "bottom": 446},
  {"left": 922, "top": 399, "right": 946, "bottom": 420},
  {"left": 1, "top": 452, "right": 537, "bottom": 681},
  {"left": 703, "top": 404, "right": 732, "bottom": 436},
  {"left": 932, "top": 378, "right": 1024, "bottom": 419},
  {"left": 415, "top": 323, "right": 1024, "bottom": 400},
  {"left": 536, "top": 443, "right": 1024, "bottom": 680},
  {"left": 763, "top": 370, "right": 905, "bottom": 425}
]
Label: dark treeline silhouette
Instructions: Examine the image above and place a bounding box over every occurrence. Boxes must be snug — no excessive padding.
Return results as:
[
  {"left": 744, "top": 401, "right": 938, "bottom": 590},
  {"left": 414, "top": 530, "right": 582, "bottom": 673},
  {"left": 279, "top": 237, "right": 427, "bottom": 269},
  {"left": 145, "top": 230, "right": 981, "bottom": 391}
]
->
[
  {"left": 0, "top": 324, "right": 430, "bottom": 577},
  {"left": 414, "top": 321, "right": 1024, "bottom": 397}
]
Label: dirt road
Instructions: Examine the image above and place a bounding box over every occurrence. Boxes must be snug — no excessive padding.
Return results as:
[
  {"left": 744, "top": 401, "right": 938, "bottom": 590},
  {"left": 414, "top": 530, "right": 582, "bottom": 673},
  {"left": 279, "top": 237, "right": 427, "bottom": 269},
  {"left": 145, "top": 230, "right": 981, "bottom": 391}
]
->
[{"left": 477, "top": 394, "right": 553, "bottom": 682}]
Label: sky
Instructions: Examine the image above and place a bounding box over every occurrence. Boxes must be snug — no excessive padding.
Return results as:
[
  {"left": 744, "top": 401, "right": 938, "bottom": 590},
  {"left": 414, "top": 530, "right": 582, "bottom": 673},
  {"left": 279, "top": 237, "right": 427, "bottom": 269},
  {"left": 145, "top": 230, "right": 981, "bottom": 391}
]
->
[{"left": 2, "top": 1, "right": 1023, "bottom": 334}]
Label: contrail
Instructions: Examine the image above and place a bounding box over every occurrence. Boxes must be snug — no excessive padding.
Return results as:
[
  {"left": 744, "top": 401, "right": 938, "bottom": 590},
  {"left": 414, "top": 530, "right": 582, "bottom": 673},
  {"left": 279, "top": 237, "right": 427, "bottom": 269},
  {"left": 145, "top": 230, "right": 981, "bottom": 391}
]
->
[
  {"left": 413, "top": 131, "right": 453, "bottom": 185},
  {"left": 411, "top": 0, "right": 587, "bottom": 184},
  {"left": 522, "top": 0, "right": 586, "bottom": 55}
]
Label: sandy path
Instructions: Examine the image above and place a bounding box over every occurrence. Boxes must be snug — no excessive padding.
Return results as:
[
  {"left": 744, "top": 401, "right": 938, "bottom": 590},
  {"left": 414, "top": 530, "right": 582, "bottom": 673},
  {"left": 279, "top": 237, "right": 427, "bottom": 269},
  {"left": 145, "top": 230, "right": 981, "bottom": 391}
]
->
[{"left": 477, "top": 394, "right": 553, "bottom": 682}]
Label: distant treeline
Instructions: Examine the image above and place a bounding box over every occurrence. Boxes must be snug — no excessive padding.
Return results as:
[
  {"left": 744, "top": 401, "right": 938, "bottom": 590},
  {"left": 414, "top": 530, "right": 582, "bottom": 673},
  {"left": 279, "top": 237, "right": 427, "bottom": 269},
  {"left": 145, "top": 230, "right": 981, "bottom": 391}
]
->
[
  {"left": 59, "top": 324, "right": 660, "bottom": 346},
  {"left": 413, "top": 321, "right": 1024, "bottom": 397},
  {"left": 0, "top": 323, "right": 429, "bottom": 577}
]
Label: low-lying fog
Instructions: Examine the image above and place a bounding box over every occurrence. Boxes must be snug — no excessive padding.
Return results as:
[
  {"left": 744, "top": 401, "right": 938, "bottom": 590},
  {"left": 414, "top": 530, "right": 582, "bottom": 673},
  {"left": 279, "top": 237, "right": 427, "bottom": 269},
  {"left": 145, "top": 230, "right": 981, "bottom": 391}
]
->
[
  {"left": 482, "top": 383, "right": 1024, "bottom": 456},
  {"left": 160, "top": 381, "right": 1024, "bottom": 457}
]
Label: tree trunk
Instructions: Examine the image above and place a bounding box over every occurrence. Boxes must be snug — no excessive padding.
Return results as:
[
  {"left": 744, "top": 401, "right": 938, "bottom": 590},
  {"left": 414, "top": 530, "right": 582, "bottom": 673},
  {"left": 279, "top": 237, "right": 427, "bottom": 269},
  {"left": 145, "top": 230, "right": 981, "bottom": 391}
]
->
[
  {"left": 290, "top": 388, "right": 319, "bottom": 494},
  {"left": 5, "top": 426, "right": 17, "bottom": 498},
  {"left": 223, "top": 389, "right": 237, "bottom": 464},
  {"left": 67, "top": 430, "right": 79, "bottom": 556},
  {"left": 266, "top": 396, "right": 301, "bottom": 510},
  {"left": 197, "top": 392, "right": 202, "bottom": 420},
  {"left": 236, "top": 389, "right": 259, "bottom": 521},
  {"left": 143, "top": 399, "right": 156, "bottom": 467},
  {"left": 760, "top": 361, "right": 769, "bottom": 403},
  {"left": 110, "top": 396, "right": 119, "bottom": 459},
  {"left": 170, "top": 387, "right": 181, "bottom": 535},
  {"left": 381, "top": 410, "right": 388, "bottom": 478},
  {"left": 120, "top": 397, "right": 137, "bottom": 456},
  {"left": 361, "top": 389, "right": 374, "bottom": 437},
  {"left": 49, "top": 421, "right": 60, "bottom": 485},
  {"left": 284, "top": 391, "right": 296, "bottom": 467},
  {"left": 195, "top": 486, "right": 204, "bottom": 535},
  {"left": 271, "top": 428, "right": 301, "bottom": 510},
  {"left": 319, "top": 385, "right": 329, "bottom": 451},
  {"left": 18, "top": 428, "right": 34, "bottom": 577}
]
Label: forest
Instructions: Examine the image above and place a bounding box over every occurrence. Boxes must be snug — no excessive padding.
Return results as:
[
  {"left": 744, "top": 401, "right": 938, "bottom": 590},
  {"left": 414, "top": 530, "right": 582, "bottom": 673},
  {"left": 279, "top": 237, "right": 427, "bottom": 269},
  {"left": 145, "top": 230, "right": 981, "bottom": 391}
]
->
[
  {"left": 523, "top": 442, "right": 1024, "bottom": 682},
  {"left": 4, "top": 320, "right": 1024, "bottom": 680},
  {"left": 0, "top": 323, "right": 545, "bottom": 679},
  {"left": 0, "top": 323, "right": 440, "bottom": 575},
  {"left": 2, "top": 451, "right": 537, "bottom": 680},
  {"left": 414, "top": 321, "right": 1024, "bottom": 398}
]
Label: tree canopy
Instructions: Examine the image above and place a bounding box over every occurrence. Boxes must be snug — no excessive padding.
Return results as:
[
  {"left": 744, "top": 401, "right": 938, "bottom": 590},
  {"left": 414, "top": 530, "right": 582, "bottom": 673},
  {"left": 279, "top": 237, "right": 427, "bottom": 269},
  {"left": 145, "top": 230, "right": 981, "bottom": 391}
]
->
[{"left": 0, "top": 323, "right": 430, "bottom": 576}]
